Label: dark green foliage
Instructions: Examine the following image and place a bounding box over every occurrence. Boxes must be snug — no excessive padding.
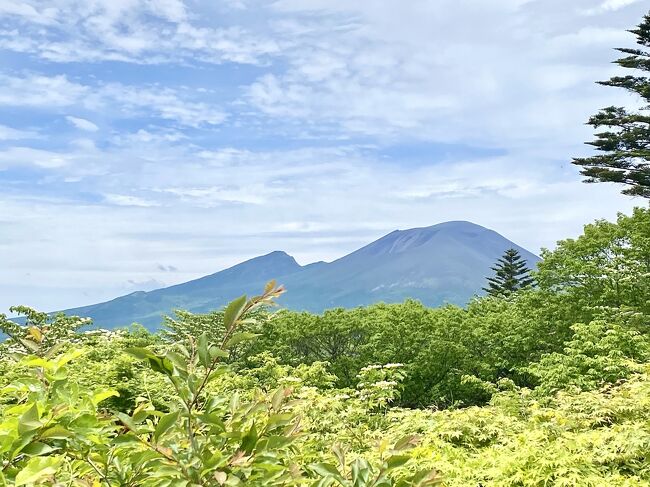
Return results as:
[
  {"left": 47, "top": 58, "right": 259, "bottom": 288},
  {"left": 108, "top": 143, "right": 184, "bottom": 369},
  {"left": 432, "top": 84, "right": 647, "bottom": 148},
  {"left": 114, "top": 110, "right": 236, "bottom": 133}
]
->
[
  {"left": 163, "top": 306, "right": 271, "bottom": 362},
  {"left": 250, "top": 292, "right": 571, "bottom": 409},
  {"left": 482, "top": 248, "right": 535, "bottom": 297},
  {"left": 573, "top": 12, "right": 650, "bottom": 197}
]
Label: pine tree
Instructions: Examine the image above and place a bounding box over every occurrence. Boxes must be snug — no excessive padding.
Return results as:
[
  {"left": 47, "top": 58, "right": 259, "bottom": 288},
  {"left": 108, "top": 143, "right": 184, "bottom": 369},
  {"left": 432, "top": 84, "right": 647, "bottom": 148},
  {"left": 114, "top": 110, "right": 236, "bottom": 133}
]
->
[
  {"left": 572, "top": 12, "right": 650, "bottom": 198},
  {"left": 483, "top": 248, "right": 535, "bottom": 297}
]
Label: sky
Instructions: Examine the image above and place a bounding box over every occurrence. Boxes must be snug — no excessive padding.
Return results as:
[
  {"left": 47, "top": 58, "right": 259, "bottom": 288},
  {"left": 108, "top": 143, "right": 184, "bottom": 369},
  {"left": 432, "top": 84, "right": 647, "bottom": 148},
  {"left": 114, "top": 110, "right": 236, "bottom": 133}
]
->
[{"left": 0, "top": 0, "right": 648, "bottom": 313}]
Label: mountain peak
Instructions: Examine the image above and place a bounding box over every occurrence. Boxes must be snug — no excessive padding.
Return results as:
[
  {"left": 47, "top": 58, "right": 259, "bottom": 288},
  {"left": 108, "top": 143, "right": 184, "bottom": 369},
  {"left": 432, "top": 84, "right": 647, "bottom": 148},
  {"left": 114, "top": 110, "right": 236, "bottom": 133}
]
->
[
  {"left": 256, "top": 250, "right": 295, "bottom": 261},
  {"left": 396, "top": 220, "right": 488, "bottom": 234},
  {"left": 220, "top": 250, "right": 300, "bottom": 274},
  {"left": 355, "top": 221, "right": 492, "bottom": 257},
  {"left": 162, "top": 250, "right": 301, "bottom": 294}
]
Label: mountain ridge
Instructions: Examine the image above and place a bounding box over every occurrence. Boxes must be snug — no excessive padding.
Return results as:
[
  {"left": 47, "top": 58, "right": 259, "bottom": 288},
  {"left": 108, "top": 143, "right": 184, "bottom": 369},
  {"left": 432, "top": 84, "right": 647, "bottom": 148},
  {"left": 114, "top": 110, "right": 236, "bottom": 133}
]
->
[{"left": 62, "top": 221, "right": 540, "bottom": 329}]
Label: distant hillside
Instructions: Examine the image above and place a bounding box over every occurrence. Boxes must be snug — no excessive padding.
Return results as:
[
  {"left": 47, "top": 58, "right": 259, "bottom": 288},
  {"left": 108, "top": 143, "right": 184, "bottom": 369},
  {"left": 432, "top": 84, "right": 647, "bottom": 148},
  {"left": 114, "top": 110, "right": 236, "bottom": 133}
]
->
[{"left": 63, "top": 221, "right": 540, "bottom": 329}]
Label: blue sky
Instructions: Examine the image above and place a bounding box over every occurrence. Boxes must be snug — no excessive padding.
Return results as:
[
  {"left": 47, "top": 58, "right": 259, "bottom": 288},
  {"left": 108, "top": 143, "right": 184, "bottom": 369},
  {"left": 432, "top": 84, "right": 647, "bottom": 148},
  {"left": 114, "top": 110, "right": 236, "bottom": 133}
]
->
[{"left": 0, "top": 0, "right": 647, "bottom": 313}]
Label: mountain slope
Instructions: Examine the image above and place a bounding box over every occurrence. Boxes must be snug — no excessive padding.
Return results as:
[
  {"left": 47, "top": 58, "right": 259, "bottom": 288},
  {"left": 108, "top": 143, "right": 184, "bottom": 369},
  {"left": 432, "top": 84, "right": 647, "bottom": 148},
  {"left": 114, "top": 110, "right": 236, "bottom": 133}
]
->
[
  {"left": 279, "top": 221, "right": 539, "bottom": 310},
  {"left": 63, "top": 221, "right": 540, "bottom": 329},
  {"left": 65, "top": 251, "right": 303, "bottom": 328}
]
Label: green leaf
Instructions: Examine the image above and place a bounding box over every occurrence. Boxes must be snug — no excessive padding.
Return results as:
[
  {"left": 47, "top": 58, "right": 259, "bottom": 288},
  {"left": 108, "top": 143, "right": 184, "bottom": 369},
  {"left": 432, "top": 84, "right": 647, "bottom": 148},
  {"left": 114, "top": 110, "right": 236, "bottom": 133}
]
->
[
  {"left": 18, "top": 404, "right": 41, "bottom": 435},
  {"left": 43, "top": 343, "right": 65, "bottom": 359},
  {"left": 223, "top": 295, "right": 247, "bottom": 330},
  {"left": 148, "top": 357, "right": 174, "bottom": 376},
  {"left": 240, "top": 422, "right": 258, "bottom": 454},
  {"left": 15, "top": 456, "right": 62, "bottom": 486},
  {"left": 54, "top": 349, "right": 84, "bottom": 367},
  {"left": 21, "top": 442, "right": 56, "bottom": 457},
  {"left": 393, "top": 434, "right": 419, "bottom": 451},
  {"left": 332, "top": 444, "right": 346, "bottom": 469},
  {"left": 385, "top": 455, "right": 411, "bottom": 470},
  {"left": 209, "top": 346, "right": 229, "bottom": 360},
  {"left": 310, "top": 478, "right": 335, "bottom": 487},
  {"left": 165, "top": 351, "right": 188, "bottom": 371},
  {"left": 266, "top": 413, "right": 294, "bottom": 429},
  {"left": 224, "top": 332, "right": 259, "bottom": 349},
  {"left": 197, "top": 413, "right": 226, "bottom": 431},
  {"left": 198, "top": 333, "right": 210, "bottom": 368},
  {"left": 18, "top": 338, "right": 40, "bottom": 353},
  {"left": 125, "top": 347, "right": 157, "bottom": 360},
  {"left": 154, "top": 411, "right": 179, "bottom": 443},
  {"left": 271, "top": 388, "right": 285, "bottom": 411},
  {"left": 229, "top": 392, "right": 240, "bottom": 415},
  {"left": 351, "top": 458, "right": 370, "bottom": 486},
  {"left": 411, "top": 469, "right": 442, "bottom": 486},
  {"left": 116, "top": 412, "right": 139, "bottom": 432},
  {"left": 39, "top": 426, "right": 72, "bottom": 440},
  {"left": 91, "top": 389, "right": 120, "bottom": 405},
  {"left": 310, "top": 463, "right": 343, "bottom": 479},
  {"left": 10, "top": 433, "right": 38, "bottom": 460}
]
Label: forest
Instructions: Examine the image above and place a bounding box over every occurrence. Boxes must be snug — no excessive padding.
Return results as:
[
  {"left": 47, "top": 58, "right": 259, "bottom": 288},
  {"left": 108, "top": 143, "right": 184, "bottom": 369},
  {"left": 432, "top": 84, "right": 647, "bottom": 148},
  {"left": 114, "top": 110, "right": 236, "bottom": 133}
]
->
[
  {"left": 0, "top": 207, "right": 649, "bottom": 486},
  {"left": 1, "top": 9, "right": 650, "bottom": 487}
]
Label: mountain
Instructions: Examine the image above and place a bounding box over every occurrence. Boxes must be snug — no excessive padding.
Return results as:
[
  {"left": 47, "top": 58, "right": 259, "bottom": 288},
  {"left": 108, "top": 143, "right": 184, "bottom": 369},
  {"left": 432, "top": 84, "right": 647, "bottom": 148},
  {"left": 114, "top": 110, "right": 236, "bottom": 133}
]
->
[{"left": 63, "top": 221, "right": 540, "bottom": 329}]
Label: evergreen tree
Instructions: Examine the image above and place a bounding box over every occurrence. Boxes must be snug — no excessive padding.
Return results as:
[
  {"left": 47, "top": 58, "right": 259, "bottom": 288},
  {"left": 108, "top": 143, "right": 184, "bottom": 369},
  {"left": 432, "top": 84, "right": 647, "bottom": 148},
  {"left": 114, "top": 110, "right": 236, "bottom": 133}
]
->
[
  {"left": 483, "top": 248, "right": 535, "bottom": 297},
  {"left": 572, "top": 12, "right": 650, "bottom": 198}
]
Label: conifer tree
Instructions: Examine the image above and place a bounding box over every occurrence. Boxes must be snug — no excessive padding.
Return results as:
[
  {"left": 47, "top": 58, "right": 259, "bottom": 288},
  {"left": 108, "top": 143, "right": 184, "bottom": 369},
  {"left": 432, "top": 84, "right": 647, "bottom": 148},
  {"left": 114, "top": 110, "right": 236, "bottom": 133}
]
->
[
  {"left": 572, "top": 12, "right": 650, "bottom": 198},
  {"left": 483, "top": 248, "right": 535, "bottom": 297}
]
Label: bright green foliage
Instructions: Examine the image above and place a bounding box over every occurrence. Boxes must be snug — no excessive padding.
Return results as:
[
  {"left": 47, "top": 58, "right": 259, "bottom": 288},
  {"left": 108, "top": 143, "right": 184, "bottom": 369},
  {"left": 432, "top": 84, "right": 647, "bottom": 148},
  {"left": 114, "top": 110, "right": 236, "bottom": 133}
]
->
[
  {"left": 0, "top": 337, "right": 117, "bottom": 485},
  {"left": 537, "top": 207, "right": 650, "bottom": 315},
  {"left": 483, "top": 248, "right": 535, "bottom": 297},
  {"left": 164, "top": 307, "right": 270, "bottom": 361},
  {"left": 0, "top": 283, "right": 438, "bottom": 486},
  {"left": 104, "top": 282, "right": 305, "bottom": 486},
  {"left": 0, "top": 306, "right": 90, "bottom": 356},
  {"left": 245, "top": 208, "right": 648, "bottom": 410},
  {"left": 309, "top": 440, "right": 442, "bottom": 487},
  {"left": 240, "top": 352, "right": 338, "bottom": 391},
  {"left": 355, "top": 364, "right": 406, "bottom": 412},
  {"left": 526, "top": 317, "right": 650, "bottom": 395},
  {"left": 386, "top": 370, "right": 650, "bottom": 486},
  {"left": 572, "top": 12, "right": 650, "bottom": 197}
]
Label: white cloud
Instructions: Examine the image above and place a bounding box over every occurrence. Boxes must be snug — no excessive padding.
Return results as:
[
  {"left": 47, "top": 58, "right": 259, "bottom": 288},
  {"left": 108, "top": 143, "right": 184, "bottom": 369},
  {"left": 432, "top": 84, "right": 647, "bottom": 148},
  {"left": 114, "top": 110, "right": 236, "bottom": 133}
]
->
[
  {"left": 582, "top": 0, "right": 644, "bottom": 15},
  {"left": 0, "top": 138, "right": 639, "bottom": 313},
  {"left": 241, "top": 0, "right": 646, "bottom": 147},
  {"left": 0, "top": 0, "right": 647, "bottom": 313},
  {"left": 159, "top": 183, "right": 288, "bottom": 206},
  {"left": 65, "top": 116, "right": 99, "bottom": 132},
  {"left": 0, "top": 74, "right": 88, "bottom": 107},
  {"left": 0, "top": 147, "right": 70, "bottom": 169},
  {"left": 97, "top": 84, "right": 227, "bottom": 127},
  {"left": 0, "top": 125, "right": 36, "bottom": 140},
  {"left": 0, "top": 0, "right": 279, "bottom": 64},
  {"left": 0, "top": 1, "right": 57, "bottom": 24},
  {"left": 0, "top": 73, "right": 226, "bottom": 127},
  {"left": 103, "top": 194, "right": 160, "bottom": 207}
]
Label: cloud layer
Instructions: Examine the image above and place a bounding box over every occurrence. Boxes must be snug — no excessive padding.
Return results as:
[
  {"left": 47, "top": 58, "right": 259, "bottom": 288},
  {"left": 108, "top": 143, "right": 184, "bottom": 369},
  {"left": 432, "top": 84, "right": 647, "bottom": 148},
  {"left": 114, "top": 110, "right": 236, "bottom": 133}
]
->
[{"left": 0, "top": 0, "right": 646, "bottom": 312}]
